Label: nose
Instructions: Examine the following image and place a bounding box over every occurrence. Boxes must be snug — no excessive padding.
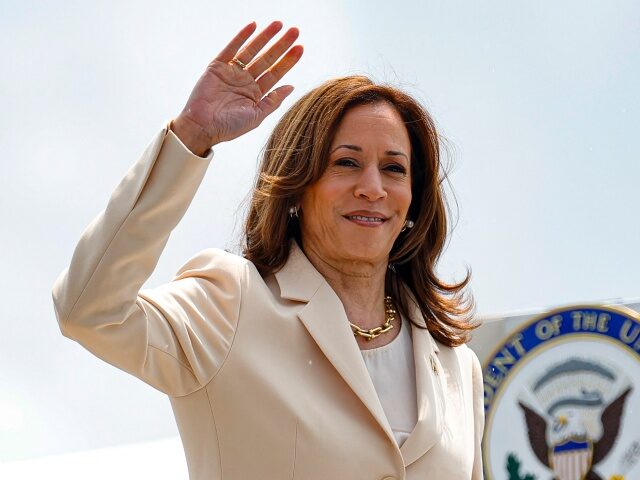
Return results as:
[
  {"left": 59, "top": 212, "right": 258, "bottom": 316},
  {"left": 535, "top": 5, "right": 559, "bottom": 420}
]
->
[{"left": 353, "top": 165, "right": 387, "bottom": 201}]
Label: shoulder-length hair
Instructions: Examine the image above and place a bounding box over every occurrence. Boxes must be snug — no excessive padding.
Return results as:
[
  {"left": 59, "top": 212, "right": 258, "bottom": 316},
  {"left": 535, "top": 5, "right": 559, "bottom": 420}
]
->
[{"left": 243, "top": 75, "right": 476, "bottom": 347}]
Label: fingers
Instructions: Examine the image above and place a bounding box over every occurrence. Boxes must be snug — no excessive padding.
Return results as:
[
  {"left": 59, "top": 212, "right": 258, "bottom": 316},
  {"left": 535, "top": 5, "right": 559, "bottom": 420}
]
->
[
  {"left": 256, "top": 45, "right": 304, "bottom": 94},
  {"left": 214, "top": 21, "right": 301, "bottom": 80},
  {"left": 257, "top": 85, "right": 295, "bottom": 119},
  {"left": 214, "top": 21, "right": 258, "bottom": 63},
  {"left": 235, "top": 21, "right": 284, "bottom": 66},
  {"left": 247, "top": 27, "right": 299, "bottom": 78},
  {"left": 211, "top": 21, "right": 303, "bottom": 103}
]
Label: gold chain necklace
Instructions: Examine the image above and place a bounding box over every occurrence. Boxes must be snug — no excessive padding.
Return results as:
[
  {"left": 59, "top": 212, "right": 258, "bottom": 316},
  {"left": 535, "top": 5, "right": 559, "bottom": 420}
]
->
[{"left": 350, "top": 296, "right": 396, "bottom": 341}]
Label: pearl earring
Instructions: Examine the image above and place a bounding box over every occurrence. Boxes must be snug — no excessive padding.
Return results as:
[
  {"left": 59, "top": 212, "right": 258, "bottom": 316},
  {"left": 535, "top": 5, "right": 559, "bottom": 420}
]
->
[{"left": 401, "top": 219, "right": 414, "bottom": 232}]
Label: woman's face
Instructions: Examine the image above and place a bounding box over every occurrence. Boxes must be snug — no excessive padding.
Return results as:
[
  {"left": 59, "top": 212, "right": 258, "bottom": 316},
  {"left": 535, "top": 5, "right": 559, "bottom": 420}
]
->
[{"left": 300, "top": 102, "right": 412, "bottom": 267}]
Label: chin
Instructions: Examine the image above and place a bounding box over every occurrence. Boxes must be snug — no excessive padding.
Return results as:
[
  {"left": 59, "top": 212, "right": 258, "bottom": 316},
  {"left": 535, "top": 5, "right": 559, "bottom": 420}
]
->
[{"left": 338, "top": 241, "right": 391, "bottom": 264}]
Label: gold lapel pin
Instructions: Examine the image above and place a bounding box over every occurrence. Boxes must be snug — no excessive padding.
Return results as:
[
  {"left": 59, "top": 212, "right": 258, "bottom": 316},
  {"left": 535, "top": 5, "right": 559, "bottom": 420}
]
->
[{"left": 430, "top": 354, "right": 438, "bottom": 375}]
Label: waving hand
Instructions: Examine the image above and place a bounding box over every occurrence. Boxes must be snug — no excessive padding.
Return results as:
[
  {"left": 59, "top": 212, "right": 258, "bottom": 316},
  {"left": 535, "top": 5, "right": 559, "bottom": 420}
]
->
[{"left": 172, "top": 21, "right": 303, "bottom": 156}]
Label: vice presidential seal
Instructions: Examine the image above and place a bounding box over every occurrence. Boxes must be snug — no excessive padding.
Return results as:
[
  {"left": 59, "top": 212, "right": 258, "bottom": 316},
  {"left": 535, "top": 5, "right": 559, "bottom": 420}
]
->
[{"left": 482, "top": 305, "right": 640, "bottom": 480}]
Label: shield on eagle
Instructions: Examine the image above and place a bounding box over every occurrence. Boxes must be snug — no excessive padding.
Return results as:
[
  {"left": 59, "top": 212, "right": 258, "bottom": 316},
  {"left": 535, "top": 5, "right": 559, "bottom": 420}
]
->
[{"left": 550, "top": 439, "right": 593, "bottom": 480}]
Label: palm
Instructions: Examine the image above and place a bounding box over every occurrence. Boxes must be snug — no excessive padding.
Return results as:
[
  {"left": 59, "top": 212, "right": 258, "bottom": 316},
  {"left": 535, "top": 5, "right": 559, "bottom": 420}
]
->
[
  {"left": 186, "top": 62, "right": 267, "bottom": 143},
  {"left": 176, "top": 22, "right": 303, "bottom": 148}
]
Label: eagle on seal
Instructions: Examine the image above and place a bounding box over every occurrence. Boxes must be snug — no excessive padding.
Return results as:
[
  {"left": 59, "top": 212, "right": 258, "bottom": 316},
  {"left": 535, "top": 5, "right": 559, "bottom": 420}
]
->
[{"left": 518, "top": 387, "right": 631, "bottom": 480}]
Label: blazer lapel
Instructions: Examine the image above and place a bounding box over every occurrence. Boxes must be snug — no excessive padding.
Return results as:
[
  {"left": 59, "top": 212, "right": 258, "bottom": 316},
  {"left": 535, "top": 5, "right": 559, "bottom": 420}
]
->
[
  {"left": 275, "top": 243, "right": 396, "bottom": 445},
  {"left": 399, "top": 308, "right": 447, "bottom": 466}
]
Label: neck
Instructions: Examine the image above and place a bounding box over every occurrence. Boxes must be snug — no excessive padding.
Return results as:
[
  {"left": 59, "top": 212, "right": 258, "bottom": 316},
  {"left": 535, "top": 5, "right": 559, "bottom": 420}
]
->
[{"left": 302, "top": 242, "right": 388, "bottom": 330}]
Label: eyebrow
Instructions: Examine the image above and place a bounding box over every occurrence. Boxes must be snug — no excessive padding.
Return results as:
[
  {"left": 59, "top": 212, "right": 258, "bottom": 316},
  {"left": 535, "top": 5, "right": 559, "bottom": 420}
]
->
[{"left": 331, "top": 144, "right": 409, "bottom": 160}]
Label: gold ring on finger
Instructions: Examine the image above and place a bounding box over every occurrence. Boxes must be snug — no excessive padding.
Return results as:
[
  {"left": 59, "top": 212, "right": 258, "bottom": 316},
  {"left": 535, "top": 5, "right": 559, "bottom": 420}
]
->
[{"left": 230, "top": 57, "right": 247, "bottom": 69}]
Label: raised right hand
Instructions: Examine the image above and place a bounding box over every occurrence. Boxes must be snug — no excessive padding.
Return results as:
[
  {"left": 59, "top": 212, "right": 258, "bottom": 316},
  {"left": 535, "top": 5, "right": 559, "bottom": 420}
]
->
[{"left": 172, "top": 21, "right": 303, "bottom": 156}]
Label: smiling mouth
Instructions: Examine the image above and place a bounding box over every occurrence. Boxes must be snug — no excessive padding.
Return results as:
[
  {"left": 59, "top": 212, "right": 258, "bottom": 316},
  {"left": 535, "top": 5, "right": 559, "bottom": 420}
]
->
[{"left": 345, "top": 215, "right": 387, "bottom": 223}]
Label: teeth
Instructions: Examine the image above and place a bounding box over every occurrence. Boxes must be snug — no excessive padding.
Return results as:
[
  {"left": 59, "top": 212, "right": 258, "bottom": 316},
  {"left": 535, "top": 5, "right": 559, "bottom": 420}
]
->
[{"left": 349, "top": 215, "right": 384, "bottom": 222}]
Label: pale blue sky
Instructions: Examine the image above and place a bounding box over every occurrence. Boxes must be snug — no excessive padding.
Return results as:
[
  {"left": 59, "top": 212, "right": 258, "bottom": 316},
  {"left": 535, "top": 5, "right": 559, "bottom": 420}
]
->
[{"left": 1, "top": 0, "right": 638, "bottom": 469}]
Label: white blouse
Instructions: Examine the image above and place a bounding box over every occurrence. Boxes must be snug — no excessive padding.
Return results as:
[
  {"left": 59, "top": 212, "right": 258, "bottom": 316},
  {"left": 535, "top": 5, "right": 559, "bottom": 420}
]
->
[{"left": 361, "top": 317, "right": 418, "bottom": 446}]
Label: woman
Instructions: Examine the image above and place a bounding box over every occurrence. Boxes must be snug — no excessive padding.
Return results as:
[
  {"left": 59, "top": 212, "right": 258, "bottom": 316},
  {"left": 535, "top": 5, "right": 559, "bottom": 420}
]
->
[{"left": 53, "top": 21, "right": 484, "bottom": 479}]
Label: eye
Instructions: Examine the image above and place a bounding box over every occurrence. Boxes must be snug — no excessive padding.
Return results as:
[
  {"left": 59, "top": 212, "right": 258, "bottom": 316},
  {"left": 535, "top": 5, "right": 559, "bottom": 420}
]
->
[
  {"left": 384, "top": 163, "right": 408, "bottom": 175},
  {"left": 334, "top": 158, "right": 359, "bottom": 167}
]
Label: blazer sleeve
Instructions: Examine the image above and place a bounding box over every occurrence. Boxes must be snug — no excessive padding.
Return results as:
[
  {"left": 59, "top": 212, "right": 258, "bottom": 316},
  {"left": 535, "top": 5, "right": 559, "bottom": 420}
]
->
[
  {"left": 470, "top": 347, "right": 485, "bottom": 480},
  {"left": 52, "top": 126, "right": 241, "bottom": 397}
]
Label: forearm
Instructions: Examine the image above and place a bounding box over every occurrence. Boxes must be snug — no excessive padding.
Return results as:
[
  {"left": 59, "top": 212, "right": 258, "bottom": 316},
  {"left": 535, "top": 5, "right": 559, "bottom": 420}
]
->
[{"left": 52, "top": 126, "right": 212, "bottom": 336}]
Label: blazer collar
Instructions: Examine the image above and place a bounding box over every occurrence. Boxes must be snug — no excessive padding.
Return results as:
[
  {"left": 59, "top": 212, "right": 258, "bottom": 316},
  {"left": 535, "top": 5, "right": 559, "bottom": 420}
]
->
[
  {"left": 275, "top": 242, "right": 396, "bottom": 445},
  {"left": 274, "top": 241, "right": 326, "bottom": 302},
  {"left": 400, "top": 304, "right": 446, "bottom": 466},
  {"left": 274, "top": 242, "right": 446, "bottom": 464}
]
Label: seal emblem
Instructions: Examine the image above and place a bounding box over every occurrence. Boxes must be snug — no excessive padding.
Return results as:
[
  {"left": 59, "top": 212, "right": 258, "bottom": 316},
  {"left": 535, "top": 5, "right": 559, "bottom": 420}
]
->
[{"left": 482, "top": 305, "right": 640, "bottom": 480}]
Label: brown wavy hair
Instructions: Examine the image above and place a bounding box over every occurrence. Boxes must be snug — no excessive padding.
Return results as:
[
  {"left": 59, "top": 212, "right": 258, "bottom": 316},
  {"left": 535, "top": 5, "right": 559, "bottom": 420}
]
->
[{"left": 243, "top": 76, "right": 476, "bottom": 347}]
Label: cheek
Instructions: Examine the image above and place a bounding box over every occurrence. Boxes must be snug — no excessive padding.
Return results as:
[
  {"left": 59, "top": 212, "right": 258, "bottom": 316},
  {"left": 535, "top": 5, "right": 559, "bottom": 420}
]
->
[
  {"left": 300, "top": 189, "right": 335, "bottom": 237},
  {"left": 391, "top": 184, "right": 412, "bottom": 215},
  {"left": 403, "top": 190, "right": 412, "bottom": 212},
  {"left": 301, "top": 181, "right": 344, "bottom": 218}
]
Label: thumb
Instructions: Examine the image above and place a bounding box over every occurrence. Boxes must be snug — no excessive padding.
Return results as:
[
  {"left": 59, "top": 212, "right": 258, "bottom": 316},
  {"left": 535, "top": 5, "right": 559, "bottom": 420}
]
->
[{"left": 257, "top": 85, "right": 295, "bottom": 119}]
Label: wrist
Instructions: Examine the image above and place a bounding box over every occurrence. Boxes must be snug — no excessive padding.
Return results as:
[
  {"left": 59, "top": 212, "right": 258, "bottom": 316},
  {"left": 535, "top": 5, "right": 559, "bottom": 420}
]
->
[{"left": 170, "top": 115, "right": 215, "bottom": 157}]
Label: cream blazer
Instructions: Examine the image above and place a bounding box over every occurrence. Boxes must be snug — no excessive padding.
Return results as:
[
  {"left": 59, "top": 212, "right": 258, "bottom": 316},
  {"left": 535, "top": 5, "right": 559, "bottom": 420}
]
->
[{"left": 53, "top": 126, "right": 485, "bottom": 480}]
